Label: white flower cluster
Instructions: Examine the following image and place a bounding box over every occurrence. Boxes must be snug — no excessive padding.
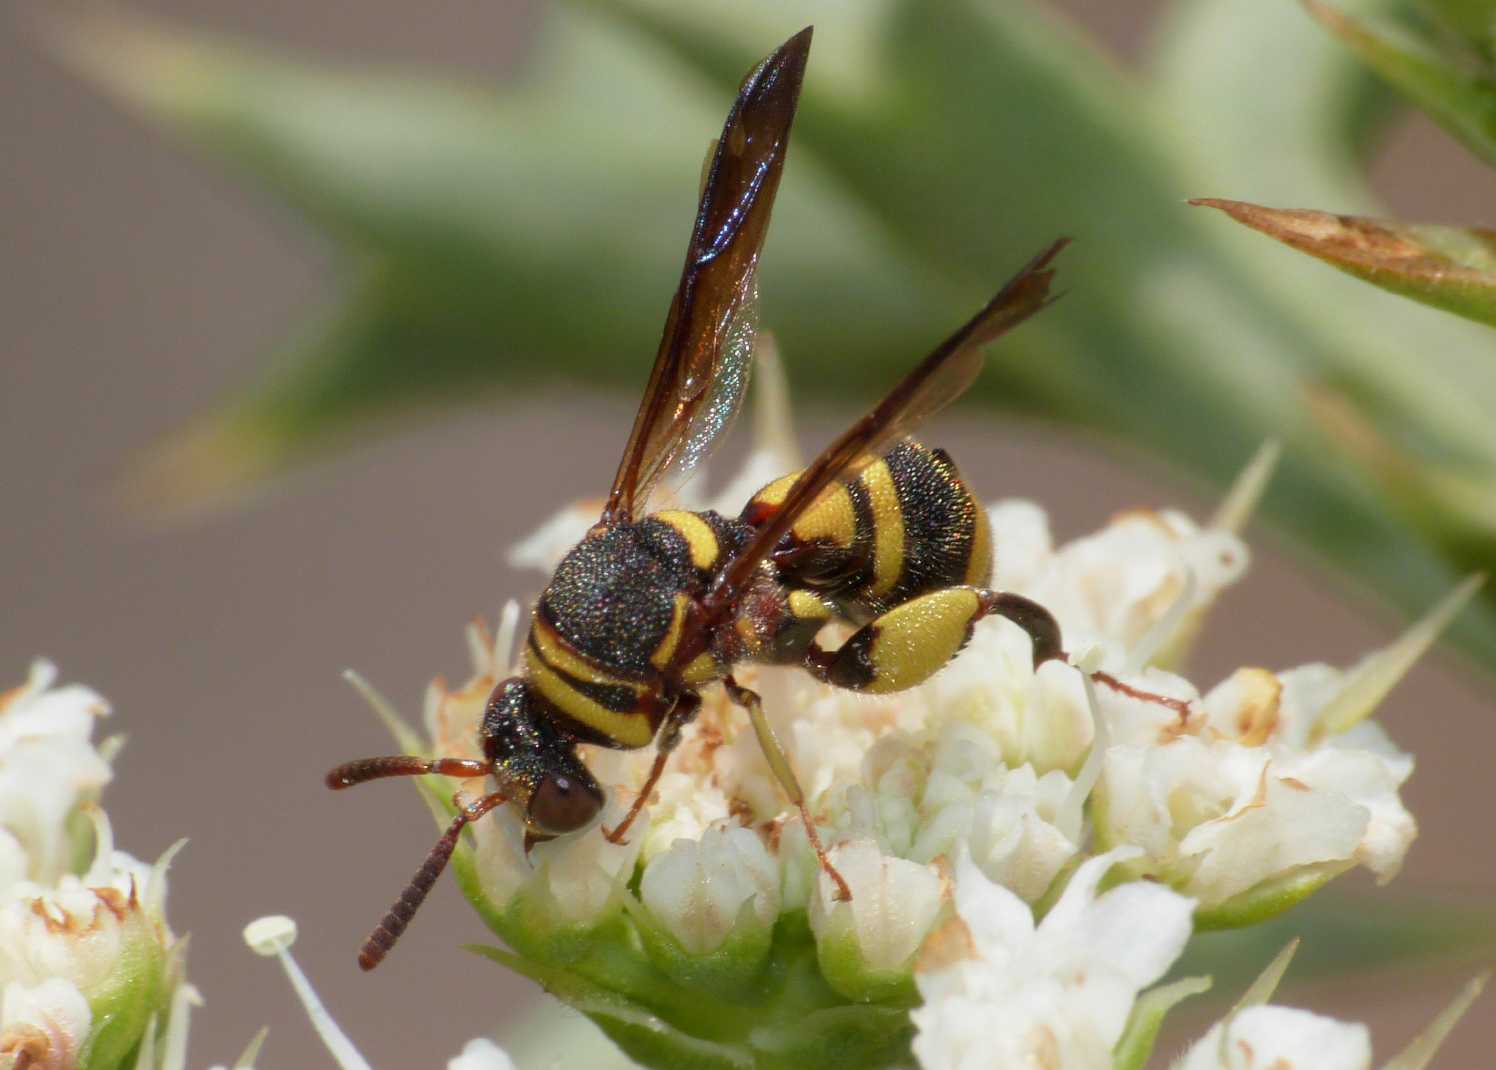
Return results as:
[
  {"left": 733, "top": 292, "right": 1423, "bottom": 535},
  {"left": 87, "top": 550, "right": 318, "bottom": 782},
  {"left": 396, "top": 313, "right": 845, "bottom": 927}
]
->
[
  {"left": 0, "top": 660, "right": 184, "bottom": 1070},
  {"left": 911, "top": 847, "right": 1192, "bottom": 1069},
  {"left": 391, "top": 435, "right": 1480, "bottom": 1069}
]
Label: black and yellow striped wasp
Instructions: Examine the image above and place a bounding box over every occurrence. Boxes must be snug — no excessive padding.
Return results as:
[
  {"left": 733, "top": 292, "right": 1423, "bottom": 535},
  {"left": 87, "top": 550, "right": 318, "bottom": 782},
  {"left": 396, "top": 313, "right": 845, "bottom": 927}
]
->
[{"left": 328, "top": 26, "right": 1067, "bottom": 970}]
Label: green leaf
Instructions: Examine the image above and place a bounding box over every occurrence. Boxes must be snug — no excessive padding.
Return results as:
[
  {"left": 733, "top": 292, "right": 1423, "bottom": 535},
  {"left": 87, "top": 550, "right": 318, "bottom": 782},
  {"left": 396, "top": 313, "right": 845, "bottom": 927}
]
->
[
  {"left": 1415, "top": 0, "right": 1496, "bottom": 60},
  {"left": 1303, "top": 0, "right": 1496, "bottom": 165},
  {"left": 47, "top": 0, "right": 1496, "bottom": 672},
  {"left": 1191, "top": 200, "right": 1496, "bottom": 328},
  {"left": 49, "top": 5, "right": 941, "bottom": 513}
]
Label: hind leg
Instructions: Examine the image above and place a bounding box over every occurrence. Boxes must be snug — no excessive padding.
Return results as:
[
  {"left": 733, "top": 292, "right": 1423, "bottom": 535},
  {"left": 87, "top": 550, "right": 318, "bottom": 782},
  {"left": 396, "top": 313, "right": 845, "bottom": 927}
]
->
[
  {"left": 804, "top": 587, "right": 1062, "bottom": 694},
  {"left": 722, "top": 675, "right": 851, "bottom": 901}
]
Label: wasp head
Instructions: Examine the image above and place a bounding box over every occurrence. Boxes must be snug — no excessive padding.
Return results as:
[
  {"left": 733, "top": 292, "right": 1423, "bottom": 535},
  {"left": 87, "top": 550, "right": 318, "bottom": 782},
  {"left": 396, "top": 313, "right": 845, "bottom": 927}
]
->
[{"left": 481, "top": 677, "right": 605, "bottom": 837}]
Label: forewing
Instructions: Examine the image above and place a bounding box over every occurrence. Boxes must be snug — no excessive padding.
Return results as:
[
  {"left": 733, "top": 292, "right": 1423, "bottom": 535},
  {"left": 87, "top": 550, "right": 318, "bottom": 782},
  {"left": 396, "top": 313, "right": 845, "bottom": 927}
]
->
[
  {"left": 700, "top": 239, "right": 1069, "bottom": 630},
  {"left": 604, "top": 28, "right": 811, "bottom": 522}
]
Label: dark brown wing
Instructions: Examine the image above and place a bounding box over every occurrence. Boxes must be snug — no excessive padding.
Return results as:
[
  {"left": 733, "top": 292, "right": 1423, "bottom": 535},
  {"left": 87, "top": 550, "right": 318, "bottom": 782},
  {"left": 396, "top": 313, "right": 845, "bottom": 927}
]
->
[
  {"left": 698, "top": 238, "right": 1069, "bottom": 630},
  {"left": 603, "top": 28, "right": 812, "bottom": 523}
]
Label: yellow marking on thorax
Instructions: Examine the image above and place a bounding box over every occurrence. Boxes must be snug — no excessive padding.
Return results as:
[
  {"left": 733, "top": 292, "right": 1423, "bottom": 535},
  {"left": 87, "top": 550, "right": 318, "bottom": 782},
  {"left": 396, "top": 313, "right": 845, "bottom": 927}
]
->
[
  {"left": 966, "top": 497, "right": 994, "bottom": 586},
  {"left": 650, "top": 594, "right": 691, "bottom": 670},
  {"left": 860, "top": 460, "right": 905, "bottom": 598},
  {"left": 653, "top": 510, "right": 721, "bottom": 571}
]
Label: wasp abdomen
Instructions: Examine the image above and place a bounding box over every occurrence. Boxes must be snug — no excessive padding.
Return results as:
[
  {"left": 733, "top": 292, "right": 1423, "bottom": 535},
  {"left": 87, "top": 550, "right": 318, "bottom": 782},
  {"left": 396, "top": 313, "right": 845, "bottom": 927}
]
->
[{"left": 746, "top": 440, "right": 992, "bottom": 620}]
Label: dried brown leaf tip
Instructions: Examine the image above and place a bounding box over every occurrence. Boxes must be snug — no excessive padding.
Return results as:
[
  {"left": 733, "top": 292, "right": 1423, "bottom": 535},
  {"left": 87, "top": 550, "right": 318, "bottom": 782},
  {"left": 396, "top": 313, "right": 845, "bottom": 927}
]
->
[{"left": 1191, "top": 199, "right": 1496, "bottom": 328}]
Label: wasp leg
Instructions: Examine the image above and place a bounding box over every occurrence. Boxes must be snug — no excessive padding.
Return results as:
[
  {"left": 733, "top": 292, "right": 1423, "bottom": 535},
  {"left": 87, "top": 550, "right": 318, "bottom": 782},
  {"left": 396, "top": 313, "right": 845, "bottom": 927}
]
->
[
  {"left": 805, "top": 587, "right": 1063, "bottom": 694},
  {"left": 722, "top": 675, "right": 852, "bottom": 902},
  {"left": 982, "top": 591, "right": 1063, "bottom": 666},
  {"left": 603, "top": 690, "right": 701, "bottom": 846}
]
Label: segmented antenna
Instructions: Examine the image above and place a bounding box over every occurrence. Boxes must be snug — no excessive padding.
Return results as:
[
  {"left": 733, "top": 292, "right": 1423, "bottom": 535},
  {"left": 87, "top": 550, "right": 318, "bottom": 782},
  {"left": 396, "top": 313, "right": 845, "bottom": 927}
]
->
[
  {"left": 325, "top": 755, "right": 489, "bottom": 789},
  {"left": 324, "top": 753, "right": 501, "bottom": 968},
  {"left": 357, "top": 790, "right": 507, "bottom": 971}
]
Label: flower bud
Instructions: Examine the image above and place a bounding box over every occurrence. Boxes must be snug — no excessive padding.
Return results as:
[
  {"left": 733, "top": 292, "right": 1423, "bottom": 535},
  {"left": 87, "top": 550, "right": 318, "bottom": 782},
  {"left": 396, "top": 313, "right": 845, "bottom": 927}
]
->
[
  {"left": 471, "top": 793, "right": 643, "bottom": 954},
  {"left": 0, "top": 978, "right": 91, "bottom": 1070},
  {"left": 639, "top": 826, "right": 778, "bottom": 969},
  {"left": 0, "top": 842, "right": 179, "bottom": 1070},
  {"left": 810, "top": 840, "right": 943, "bottom": 1002}
]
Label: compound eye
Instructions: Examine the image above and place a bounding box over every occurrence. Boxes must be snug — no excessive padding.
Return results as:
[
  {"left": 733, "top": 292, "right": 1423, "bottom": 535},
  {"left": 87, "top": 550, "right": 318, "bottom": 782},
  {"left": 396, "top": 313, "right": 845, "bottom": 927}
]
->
[{"left": 527, "top": 772, "right": 604, "bottom": 835}]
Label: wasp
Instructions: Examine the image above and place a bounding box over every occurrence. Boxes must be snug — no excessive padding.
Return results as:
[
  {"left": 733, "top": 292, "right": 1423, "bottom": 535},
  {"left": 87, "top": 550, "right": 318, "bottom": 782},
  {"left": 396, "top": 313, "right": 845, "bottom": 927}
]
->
[{"left": 327, "top": 26, "right": 1068, "bottom": 971}]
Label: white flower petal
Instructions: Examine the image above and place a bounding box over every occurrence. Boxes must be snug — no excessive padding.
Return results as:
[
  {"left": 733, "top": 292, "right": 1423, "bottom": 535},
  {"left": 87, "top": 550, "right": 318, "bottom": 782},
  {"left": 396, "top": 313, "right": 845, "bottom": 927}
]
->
[
  {"left": 913, "top": 846, "right": 1194, "bottom": 1070},
  {"left": 448, "top": 1037, "right": 518, "bottom": 1070},
  {"left": 473, "top": 794, "right": 643, "bottom": 928},
  {"left": 640, "top": 826, "right": 778, "bottom": 955},
  {"left": 811, "top": 841, "right": 943, "bottom": 975},
  {"left": 0, "top": 978, "right": 92, "bottom": 1070},
  {"left": 1176, "top": 1005, "right": 1371, "bottom": 1070}
]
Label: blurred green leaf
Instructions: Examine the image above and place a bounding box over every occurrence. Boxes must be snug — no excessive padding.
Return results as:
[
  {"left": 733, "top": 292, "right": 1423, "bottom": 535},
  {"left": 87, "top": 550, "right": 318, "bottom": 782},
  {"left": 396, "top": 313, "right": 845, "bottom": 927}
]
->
[
  {"left": 1304, "top": 0, "right": 1496, "bottom": 165},
  {"left": 1415, "top": 0, "right": 1496, "bottom": 60},
  {"left": 45, "top": 0, "right": 1496, "bottom": 668},
  {"left": 1173, "top": 888, "right": 1496, "bottom": 1001},
  {"left": 1192, "top": 199, "right": 1496, "bottom": 327}
]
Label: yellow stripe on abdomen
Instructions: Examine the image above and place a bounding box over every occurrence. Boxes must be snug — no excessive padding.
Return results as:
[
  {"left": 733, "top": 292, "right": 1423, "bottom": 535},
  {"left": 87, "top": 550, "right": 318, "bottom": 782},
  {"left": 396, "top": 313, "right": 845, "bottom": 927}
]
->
[
  {"left": 858, "top": 459, "right": 905, "bottom": 599},
  {"left": 524, "top": 645, "right": 655, "bottom": 748},
  {"left": 966, "top": 499, "right": 993, "bottom": 586},
  {"left": 790, "top": 483, "right": 858, "bottom": 550},
  {"left": 526, "top": 618, "right": 657, "bottom": 748}
]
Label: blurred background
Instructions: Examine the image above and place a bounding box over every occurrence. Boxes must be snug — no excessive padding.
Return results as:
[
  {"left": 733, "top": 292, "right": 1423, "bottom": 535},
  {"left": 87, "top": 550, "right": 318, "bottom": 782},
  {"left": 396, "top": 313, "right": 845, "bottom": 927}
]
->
[{"left": 4, "top": 0, "right": 1494, "bottom": 1066}]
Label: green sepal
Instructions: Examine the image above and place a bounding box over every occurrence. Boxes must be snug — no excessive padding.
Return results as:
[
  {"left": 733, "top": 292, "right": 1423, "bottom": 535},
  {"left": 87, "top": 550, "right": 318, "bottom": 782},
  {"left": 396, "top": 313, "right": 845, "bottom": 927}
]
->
[
  {"left": 76, "top": 922, "right": 172, "bottom": 1070},
  {"left": 450, "top": 842, "right": 621, "bottom": 968},
  {"left": 625, "top": 895, "right": 775, "bottom": 1003},
  {"left": 1194, "top": 863, "right": 1348, "bottom": 931},
  {"left": 812, "top": 921, "right": 918, "bottom": 1005},
  {"left": 1112, "top": 975, "right": 1212, "bottom": 1070},
  {"left": 460, "top": 836, "right": 918, "bottom": 1070}
]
